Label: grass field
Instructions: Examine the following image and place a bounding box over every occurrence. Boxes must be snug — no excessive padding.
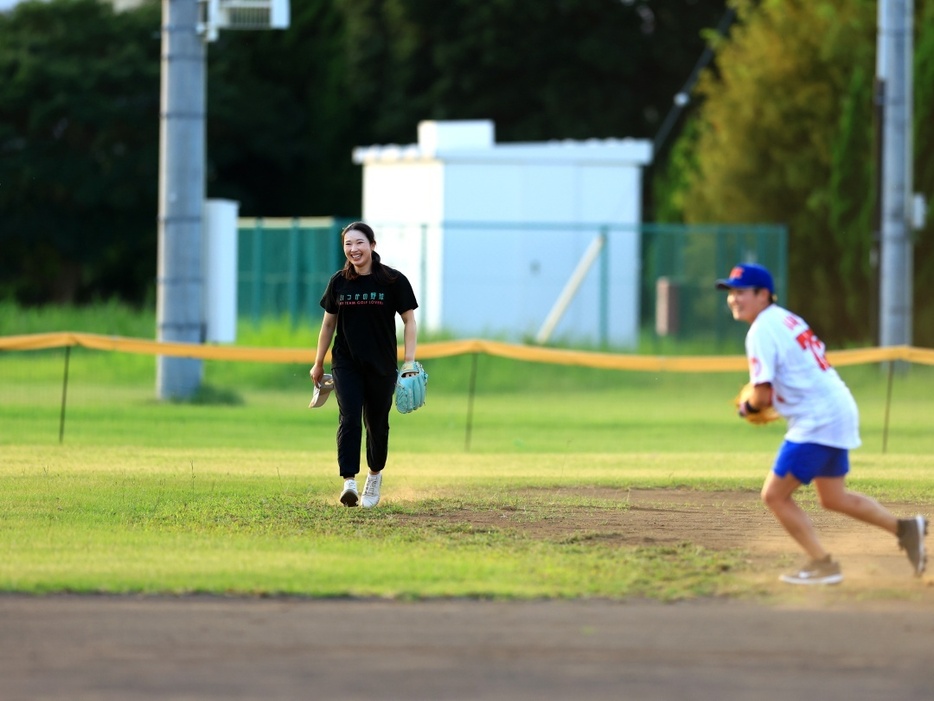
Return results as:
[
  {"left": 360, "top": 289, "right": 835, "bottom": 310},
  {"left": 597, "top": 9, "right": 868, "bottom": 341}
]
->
[{"left": 2, "top": 303, "right": 933, "bottom": 602}]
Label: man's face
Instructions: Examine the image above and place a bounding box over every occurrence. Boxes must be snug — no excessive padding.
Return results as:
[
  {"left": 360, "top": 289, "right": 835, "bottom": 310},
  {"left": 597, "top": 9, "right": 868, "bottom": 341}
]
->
[{"left": 726, "top": 287, "right": 770, "bottom": 324}]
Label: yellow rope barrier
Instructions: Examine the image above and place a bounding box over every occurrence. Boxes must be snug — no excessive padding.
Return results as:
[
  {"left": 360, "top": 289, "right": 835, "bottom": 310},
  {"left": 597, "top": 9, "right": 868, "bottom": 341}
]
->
[{"left": 1, "top": 333, "right": 931, "bottom": 371}]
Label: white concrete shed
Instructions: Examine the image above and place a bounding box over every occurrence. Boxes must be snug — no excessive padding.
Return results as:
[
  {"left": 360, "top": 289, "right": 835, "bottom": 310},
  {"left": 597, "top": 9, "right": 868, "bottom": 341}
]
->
[{"left": 352, "top": 120, "right": 652, "bottom": 347}]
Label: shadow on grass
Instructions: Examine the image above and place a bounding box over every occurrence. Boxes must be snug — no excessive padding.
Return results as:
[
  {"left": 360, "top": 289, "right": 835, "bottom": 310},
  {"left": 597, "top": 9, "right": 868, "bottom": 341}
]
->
[{"left": 178, "top": 384, "right": 244, "bottom": 406}]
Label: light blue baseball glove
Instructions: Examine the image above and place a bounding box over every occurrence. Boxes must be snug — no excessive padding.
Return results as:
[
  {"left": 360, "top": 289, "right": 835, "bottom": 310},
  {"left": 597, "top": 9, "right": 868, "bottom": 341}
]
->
[{"left": 395, "top": 361, "right": 428, "bottom": 414}]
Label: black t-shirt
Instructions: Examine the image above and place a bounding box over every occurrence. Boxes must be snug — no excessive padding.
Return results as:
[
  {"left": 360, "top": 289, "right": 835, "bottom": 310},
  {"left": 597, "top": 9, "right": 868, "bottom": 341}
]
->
[{"left": 320, "top": 268, "right": 418, "bottom": 376}]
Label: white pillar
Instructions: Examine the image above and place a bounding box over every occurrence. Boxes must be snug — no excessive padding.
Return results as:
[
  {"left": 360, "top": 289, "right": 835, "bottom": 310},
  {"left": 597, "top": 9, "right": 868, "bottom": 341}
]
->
[{"left": 203, "top": 199, "right": 240, "bottom": 344}]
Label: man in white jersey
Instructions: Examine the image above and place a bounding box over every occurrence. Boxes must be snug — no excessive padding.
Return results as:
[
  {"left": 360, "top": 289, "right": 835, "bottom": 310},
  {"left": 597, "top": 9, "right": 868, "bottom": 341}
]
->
[{"left": 716, "top": 263, "right": 927, "bottom": 585}]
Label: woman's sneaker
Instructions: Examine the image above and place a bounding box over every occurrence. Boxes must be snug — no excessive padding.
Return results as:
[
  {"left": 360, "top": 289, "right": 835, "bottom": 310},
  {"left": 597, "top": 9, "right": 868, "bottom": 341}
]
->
[
  {"left": 779, "top": 556, "right": 843, "bottom": 585},
  {"left": 361, "top": 472, "right": 382, "bottom": 509},
  {"left": 897, "top": 515, "right": 928, "bottom": 576},
  {"left": 340, "top": 479, "right": 359, "bottom": 507}
]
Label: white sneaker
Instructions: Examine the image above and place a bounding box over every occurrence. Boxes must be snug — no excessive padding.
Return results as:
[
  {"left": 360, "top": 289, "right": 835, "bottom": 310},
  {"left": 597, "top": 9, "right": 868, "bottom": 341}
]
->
[
  {"left": 778, "top": 556, "right": 843, "bottom": 585},
  {"left": 361, "top": 472, "right": 382, "bottom": 508},
  {"left": 340, "top": 478, "right": 358, "bottom": 507},
  {"left": 897, "top": 515, "right": 928, "bottom": 576}
]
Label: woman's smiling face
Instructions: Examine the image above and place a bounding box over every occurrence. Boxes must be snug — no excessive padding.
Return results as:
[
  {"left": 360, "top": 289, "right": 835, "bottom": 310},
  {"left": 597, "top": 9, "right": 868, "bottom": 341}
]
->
[{"left": 343, "top": 229, "right": 374, "bottom": 274}]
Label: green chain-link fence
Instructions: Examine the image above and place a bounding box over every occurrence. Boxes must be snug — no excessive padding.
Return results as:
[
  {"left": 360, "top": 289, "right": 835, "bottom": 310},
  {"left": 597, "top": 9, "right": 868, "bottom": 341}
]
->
[
  {"left": 641, "top": 223, "right": 788, "bottom": 348},
  {"left": 238, "top": 217, "right": 351, "bottom": 327},
  {"left": 238, "top": 219, "right": 787, "bottom": 346}
]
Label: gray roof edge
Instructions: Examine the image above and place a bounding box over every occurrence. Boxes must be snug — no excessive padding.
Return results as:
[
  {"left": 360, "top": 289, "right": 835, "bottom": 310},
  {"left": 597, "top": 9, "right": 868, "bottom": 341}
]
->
[{"left": 352, "top": 139, "right": 653, "bottom": 166}]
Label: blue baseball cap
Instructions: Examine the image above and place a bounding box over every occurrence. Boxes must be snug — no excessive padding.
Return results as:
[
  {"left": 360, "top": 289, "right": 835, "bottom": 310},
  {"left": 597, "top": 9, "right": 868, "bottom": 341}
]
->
[{"left": 715, "top": 263, "right": 774, "bottom": 294}]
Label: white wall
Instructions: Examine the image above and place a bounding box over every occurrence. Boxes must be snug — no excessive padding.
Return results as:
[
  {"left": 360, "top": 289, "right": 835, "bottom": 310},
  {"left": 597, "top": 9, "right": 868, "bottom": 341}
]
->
[{"left": 352, "top": 120, "right": 652, "bottom": 347}]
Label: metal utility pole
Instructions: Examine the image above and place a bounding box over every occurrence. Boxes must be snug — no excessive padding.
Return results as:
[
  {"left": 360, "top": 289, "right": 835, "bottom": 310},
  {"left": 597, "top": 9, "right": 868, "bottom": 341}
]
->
[
  {"left": 876, "top": 0, "right": 914, "bottom": 350},
  {"left": 156, "top": 0, "right": 206, "bottom": 399}
]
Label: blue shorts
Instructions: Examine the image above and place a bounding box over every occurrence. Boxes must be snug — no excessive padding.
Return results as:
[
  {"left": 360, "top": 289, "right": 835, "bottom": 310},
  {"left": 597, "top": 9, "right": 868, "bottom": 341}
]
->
[{"left": 772, "top": 440, "right": 849, "bottom": 485}]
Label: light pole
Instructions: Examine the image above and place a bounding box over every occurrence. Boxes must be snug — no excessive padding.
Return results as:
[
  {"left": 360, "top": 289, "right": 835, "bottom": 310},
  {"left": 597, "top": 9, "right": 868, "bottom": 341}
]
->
[
  {"left": 155, "top": 0, "right": 206, "bottom": 399},
  {"left": 154, "top": 0, "right": 290, "bottom": 399},
  {"left": 876, "top": 0, "right": 914, "bottom": 352}
]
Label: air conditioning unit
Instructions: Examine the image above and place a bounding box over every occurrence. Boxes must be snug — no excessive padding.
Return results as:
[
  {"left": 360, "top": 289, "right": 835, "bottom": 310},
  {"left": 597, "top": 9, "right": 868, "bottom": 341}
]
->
[{"left": 202, "top": 0, "right": 290, "bottom": 41}]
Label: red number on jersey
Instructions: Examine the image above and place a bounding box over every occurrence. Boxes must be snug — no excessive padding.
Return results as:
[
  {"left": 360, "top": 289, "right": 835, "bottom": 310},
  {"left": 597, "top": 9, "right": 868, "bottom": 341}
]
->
[{"left": 795, "top": 329, "right": 831, "bottom": 370}]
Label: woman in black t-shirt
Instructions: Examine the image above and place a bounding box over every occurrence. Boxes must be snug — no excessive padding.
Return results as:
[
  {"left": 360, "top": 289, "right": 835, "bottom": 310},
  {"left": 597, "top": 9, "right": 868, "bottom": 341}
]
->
[{"left": 311, "top": 222, "right": 419, "bottom": 508}]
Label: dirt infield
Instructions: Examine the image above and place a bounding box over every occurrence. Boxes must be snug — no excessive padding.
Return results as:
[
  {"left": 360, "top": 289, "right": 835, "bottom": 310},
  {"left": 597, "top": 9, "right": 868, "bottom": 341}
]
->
[
  {"left": 410, "top": 487, "right": 934, "bottom": 599},
  {"left": 3, "top": 489, "right": 933, "bottom": 701}
]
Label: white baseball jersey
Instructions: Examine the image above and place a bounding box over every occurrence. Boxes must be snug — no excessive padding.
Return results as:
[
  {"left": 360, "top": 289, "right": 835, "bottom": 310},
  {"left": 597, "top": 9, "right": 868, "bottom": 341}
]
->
[{"left": 746, "top": 304, "right": 860, "bottom": 449}]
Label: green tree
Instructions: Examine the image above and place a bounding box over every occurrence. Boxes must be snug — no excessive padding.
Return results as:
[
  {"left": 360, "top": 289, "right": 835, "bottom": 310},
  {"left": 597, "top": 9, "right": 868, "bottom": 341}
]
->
[
  {"left": 337, "top": 0, "right": 728, "bottom": 144},
  {"left": 0, "top": 0, "right": 731, "bottom": 306},
  {"left": 0, "top": 0, "right": 161, "bottom": 304},
  {"left": 912, "top": 0, "right": 934, "bottom": 343},
  {"left": 827, "top": 61, "right": 875, "bottom": 333},
  {"left": 659, "top": 0, "right": 934, "bottom": 345},
  {"left": 206, "top": 0, "right": 360, "bottom": 217},
  {"left": 674, "top": 0, "right": 878, "bottom": 342}
]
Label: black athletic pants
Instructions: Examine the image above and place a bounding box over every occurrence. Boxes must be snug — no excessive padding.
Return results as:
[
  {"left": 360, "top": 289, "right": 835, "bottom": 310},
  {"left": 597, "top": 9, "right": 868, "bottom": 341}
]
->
[{"left": 332, "top": 364, "right": 396, "bottom": 478}]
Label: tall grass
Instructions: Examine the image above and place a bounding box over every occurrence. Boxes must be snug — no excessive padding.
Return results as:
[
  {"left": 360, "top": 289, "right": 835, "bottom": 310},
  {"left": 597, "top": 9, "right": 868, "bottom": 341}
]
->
[{"left": 0, "top": 299, "right": 156, "bottom": 337}]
